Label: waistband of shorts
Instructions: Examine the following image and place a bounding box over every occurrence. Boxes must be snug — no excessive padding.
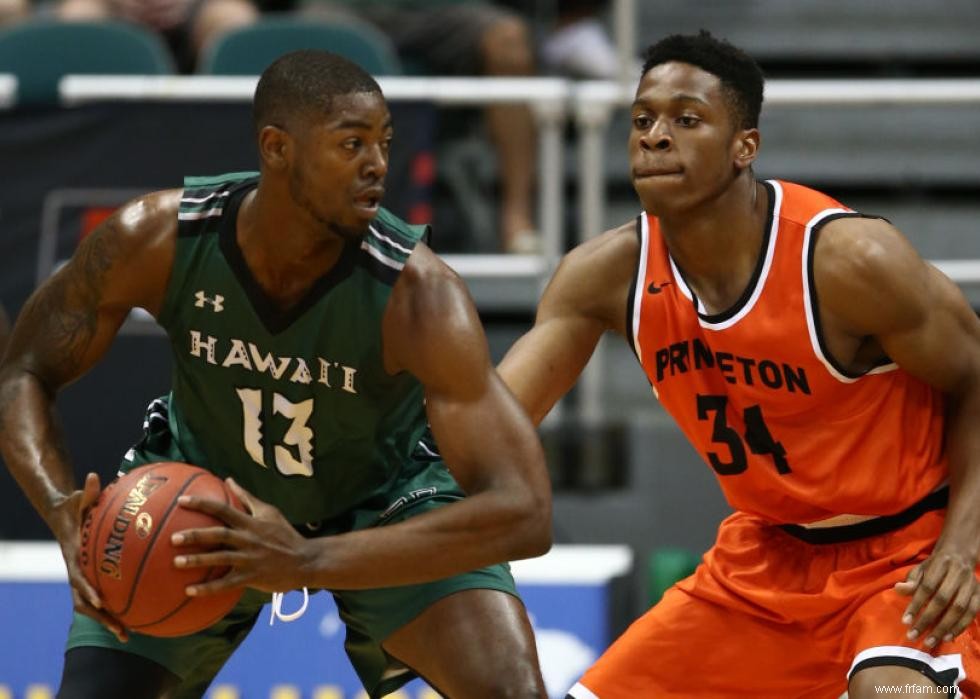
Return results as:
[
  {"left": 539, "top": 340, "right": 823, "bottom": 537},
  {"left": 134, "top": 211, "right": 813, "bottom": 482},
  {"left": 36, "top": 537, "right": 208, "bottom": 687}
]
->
[{"left": 777, "top": 486, "right": 949, "bottom": 544}]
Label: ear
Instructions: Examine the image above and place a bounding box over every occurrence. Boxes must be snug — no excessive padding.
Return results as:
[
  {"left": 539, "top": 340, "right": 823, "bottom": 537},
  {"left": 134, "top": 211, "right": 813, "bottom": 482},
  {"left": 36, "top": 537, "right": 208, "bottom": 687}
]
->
[
  {"left": 258, "top": 125, "right": 291, "bottom": 171},
  {"left": 733, "top": 127, "right": 760, "bottom": 172}
]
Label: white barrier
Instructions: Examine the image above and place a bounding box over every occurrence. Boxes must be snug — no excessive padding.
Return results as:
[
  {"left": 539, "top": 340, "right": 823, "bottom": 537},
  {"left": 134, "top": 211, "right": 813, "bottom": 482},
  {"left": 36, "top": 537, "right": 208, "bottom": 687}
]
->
[
  {"left": 0, "top": 73, "right": 14, "bottom": 108},
  {"left": 0, "top": 540, "right": 632, "bottom": 585}
]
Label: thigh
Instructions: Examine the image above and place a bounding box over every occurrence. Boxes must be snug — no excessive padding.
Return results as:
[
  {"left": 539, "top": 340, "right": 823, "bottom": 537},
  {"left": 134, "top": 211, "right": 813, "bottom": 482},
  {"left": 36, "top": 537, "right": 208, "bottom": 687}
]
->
[
  {"left": 569, "top": 585, "right": 843, "bottom": 699},
  {"left": 334, "top": 561, "right": 530, "bottom": 698},
  {"left": 382, "top": 588, "right": 545, "bottom": 699},
  {"left": 58, "top": 646, "right": 178, "bottom": 699}
]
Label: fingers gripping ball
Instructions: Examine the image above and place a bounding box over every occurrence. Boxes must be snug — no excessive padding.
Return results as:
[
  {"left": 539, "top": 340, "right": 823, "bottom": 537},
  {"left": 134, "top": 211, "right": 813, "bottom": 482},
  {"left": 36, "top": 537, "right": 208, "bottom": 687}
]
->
[{"left": 78, "top": 462, "right": 246, "bottom": 637}]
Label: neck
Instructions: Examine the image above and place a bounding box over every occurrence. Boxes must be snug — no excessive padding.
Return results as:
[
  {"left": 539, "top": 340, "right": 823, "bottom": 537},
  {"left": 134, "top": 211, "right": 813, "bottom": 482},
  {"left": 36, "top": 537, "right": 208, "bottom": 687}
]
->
[
  {"left": 658, "top": 175, "right": 767, "bottom": 289},
  {"left": 237, "top": 182, "right": 348, "bottom": 302}
]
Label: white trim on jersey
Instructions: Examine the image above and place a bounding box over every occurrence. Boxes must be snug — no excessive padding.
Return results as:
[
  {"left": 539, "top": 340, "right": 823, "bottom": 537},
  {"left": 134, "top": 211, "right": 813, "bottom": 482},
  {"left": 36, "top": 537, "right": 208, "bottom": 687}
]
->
[
  {"left": 360, "top": 240, "right": 405, "bottom": 271},
  {"left": 567, "top": 682, "right": 601, "bottom": 699},
  {"left": 181, "top": 190, "right": 231, "bottom": 205},
  {"left": 678, "top": 179, "right": 784, "bottom": 331},
  {"left": 847, "top": 645, "right": 965, "bottom": 687},
  {"left": 801, "top": 209, "right": 900, "bottom": 383},
  {"left": 631, "top": 214, "right": 651, "bottom": 363},
  {"left": 369, "top": 225, "right": 414, "bottom": 255},
  {"left": 668, "top": 255, "right": 704, "bottom": 312},
  {"left": 177, "top": 208, "right": 224, "bottom": 221},
  {"left": 418, "top": 440, "right": 440, "bottom": 458}
]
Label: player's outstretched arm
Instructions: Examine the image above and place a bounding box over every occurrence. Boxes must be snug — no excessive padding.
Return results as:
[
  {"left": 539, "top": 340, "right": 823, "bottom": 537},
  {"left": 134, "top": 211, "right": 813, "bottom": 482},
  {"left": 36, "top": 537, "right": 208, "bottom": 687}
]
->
[
  {"left": 498, "top": 223, "right": 637, "bottom": 425},
  {"left": 815, "top": 216, "right": 980, "bottom": 647},
  {"left": 0, "top": 191, "right": 178, "bottom": 636}
]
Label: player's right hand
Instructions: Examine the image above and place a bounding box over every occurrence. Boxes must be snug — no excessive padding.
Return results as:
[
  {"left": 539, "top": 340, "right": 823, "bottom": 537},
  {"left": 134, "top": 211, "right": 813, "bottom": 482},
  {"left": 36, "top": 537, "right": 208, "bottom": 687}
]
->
[{"left": 52, "top": 471, "right": 128, "bottom": 642}]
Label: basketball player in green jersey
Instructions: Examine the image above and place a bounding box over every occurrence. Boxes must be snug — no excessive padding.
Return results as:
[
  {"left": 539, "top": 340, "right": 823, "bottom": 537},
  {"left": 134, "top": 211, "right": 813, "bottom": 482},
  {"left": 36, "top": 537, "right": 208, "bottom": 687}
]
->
[{"left": 0, "top": 51, "right": 550, "bottom": 699}]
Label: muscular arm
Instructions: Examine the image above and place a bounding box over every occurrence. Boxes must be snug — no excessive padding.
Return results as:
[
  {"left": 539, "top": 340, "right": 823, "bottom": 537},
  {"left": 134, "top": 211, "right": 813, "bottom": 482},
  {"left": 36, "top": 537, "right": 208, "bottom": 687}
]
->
[
  {"left": 498, "top": 223, "right": 637, "bottom": 425},
  {"left": 0, "top": 191, "right": 176, "bottom": 624},
  {"left": 816, "top": 217, "right": 980, "bottom": 643},
  {"left": 310, "top": 244, "right": 552, "bottom": 588}
]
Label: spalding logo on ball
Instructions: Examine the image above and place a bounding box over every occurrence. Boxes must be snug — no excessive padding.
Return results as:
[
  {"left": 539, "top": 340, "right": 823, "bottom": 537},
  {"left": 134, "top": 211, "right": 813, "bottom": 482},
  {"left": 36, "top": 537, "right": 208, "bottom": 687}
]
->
[{"left": 79, "top": 462, "right": 246, "bottom": 637}]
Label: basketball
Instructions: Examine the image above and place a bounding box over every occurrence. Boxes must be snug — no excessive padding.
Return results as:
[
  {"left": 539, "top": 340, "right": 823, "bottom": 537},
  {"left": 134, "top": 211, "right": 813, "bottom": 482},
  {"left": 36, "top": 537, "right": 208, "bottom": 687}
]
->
[{"left": 78, "top": 462, "right": 246, "bottom": 637}]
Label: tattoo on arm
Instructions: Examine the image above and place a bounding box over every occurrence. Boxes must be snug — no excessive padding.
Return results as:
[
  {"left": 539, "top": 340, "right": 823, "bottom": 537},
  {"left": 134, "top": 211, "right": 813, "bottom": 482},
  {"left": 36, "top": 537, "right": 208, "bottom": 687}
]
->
[{"left": 20, "top": 221, "right": 123, "bottom": 388}]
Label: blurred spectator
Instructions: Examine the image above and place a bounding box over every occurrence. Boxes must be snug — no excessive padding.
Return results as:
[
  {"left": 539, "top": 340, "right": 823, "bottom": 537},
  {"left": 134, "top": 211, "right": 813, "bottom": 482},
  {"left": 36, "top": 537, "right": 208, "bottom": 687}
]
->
[
  {"left": 303, "top": 0, "right": 539, "bottom": 253},
  {"left": 541, "top": 0, "right": 619, "bottom": 80},
  {"left": 56, "top": 0, "right": 259, "bottom": 72},
  {"left": 0, "top": 0, "right": 30, "bottom": 26}
]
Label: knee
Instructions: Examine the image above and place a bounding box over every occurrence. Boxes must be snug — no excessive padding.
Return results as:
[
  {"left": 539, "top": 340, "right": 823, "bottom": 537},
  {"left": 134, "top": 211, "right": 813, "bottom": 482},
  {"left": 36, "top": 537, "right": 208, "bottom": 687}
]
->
[
  {"left": 849, "top": 665, "right": 942, "bottom": 699},
  {"left": 480, "top": 16, "right": 534, "bottom": 75},
  {"left": 469, "top": 660, "right": 545, "bottom": 699},
  {"left": 475, "top": 678, "right": 544, "bottom": 699}
]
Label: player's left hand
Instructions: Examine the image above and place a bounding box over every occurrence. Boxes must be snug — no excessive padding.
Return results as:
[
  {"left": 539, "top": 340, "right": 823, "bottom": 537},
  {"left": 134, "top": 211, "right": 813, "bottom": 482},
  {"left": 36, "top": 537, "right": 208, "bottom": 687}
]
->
[
  {"left": 171, "top": 477, "right": 315, "bottom": 595},
  {"left": 895, "top": 544, "right": 980, "bottom": 648}
]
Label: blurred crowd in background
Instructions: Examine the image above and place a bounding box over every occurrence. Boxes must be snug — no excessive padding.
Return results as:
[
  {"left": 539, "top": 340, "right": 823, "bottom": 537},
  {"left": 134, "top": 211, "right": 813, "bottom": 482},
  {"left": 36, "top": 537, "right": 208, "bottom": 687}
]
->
[{"left": 0, "top": 0, "right": 623, "bottom": 254}]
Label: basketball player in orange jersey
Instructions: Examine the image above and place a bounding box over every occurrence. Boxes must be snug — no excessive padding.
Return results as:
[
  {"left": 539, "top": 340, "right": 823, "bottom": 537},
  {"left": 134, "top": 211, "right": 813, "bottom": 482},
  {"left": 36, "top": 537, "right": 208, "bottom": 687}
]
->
[{"left": 498, "top": 31, "right": 980, "bottom": 698}]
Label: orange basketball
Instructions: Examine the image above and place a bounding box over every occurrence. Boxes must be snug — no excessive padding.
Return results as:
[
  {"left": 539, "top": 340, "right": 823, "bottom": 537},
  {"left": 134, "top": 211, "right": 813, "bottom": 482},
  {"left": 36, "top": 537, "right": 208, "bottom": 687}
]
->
[{"left": 78, "top": 462, "right": 246, "bottom": 637}]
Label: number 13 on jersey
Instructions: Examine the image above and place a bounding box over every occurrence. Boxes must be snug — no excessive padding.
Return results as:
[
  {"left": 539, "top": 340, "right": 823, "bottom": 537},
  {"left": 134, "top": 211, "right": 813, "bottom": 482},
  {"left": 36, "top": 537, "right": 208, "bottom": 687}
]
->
[{"left": 236, "top": 388, "right": 315, "bottom": 477}]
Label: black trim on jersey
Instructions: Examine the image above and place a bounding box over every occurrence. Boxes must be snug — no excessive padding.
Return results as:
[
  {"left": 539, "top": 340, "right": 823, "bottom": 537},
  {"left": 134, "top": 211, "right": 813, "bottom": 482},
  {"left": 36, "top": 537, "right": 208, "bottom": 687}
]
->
[
  {"left": 355, "top": 251, "right": 401, "bottom": 286},
  {"left": 672, "top": 181, "right": 777, "bottom": 324},
  {"left": 218, "top": 185, "right": 358, "bottom": 335},
  {"left": 806, "top": 212, "right": 890, "bottom": 379},
  {"left": 625, "top": 215, "right": 642, "bottom": 360},
  {"left": 849, "top": 655, "right": 959, "bottom": 694},
  {"left": 779, "top": 486, "right": 948, "bottom": 544},
  {"left": 355, "top": 218, "right": 422, "bottom": 287},
  {"left": 178, "top": 178, "right": 258, "bottom": 238},
  {"left": 355, "top": 225, "right": 402, "bottom": 286}
]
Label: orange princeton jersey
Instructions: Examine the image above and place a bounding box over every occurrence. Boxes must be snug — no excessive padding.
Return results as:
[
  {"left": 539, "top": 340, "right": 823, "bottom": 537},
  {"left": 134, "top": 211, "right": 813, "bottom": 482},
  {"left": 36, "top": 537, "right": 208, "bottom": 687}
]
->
[{"left": 630, "top": 179, "right": 948, "bottom": 524}]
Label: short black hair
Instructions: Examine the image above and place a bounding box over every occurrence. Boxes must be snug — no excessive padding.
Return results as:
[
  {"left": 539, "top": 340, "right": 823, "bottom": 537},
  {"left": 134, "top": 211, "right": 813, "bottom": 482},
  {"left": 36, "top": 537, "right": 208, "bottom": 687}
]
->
[
  {"left": 640, "top": 31, "right": 764, "bottom": 130},
  {"left": 253, "top": 50, "right": 382, "bottom": 133}
]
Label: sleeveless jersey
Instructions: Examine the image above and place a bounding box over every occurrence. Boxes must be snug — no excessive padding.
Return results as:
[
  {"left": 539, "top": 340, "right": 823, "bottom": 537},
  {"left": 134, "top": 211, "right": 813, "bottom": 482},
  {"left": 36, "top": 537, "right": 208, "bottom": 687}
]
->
[
  {"left": 629, "top": 179, "right": 948, "bottom": 524},
  {"left": 154, "top": 172, "right": 430, "bottom": 524}
]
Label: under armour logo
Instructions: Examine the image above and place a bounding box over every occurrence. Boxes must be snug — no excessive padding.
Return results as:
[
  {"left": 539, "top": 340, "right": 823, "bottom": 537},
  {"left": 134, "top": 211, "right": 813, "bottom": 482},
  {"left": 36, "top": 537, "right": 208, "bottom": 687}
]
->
[{"left": 194, "top": 290, "right": 224, "bottom": 312}]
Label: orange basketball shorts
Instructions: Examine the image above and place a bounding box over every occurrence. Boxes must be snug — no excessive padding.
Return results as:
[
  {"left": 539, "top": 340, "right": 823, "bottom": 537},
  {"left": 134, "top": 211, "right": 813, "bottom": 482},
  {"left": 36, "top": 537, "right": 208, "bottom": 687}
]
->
[{"left": 568, "top": 508, "right": 980, "bottom": 698}]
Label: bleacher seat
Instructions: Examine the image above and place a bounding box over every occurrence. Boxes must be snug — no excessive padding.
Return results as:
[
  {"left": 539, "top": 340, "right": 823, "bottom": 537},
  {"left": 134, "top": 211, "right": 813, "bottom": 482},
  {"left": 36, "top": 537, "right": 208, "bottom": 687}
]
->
[
  {"left": 199, "top": 17, "right": 401, "bottom": 76},
  {"left": 0, "top": 20, "right": 173, "bottom": 106},
  {"left": 637, "top": 0, "right": 980, "bottom": 65}
]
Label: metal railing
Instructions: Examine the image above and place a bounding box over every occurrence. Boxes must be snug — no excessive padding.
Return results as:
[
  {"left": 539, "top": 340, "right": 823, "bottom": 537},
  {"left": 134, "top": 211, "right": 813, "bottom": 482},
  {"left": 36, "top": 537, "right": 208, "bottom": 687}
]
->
[
  {"left": 9, "top": 73, "right": 979, "bottom": 418},
  {"left": 59, "top": 74, "right": 570, "bottom": 285}
]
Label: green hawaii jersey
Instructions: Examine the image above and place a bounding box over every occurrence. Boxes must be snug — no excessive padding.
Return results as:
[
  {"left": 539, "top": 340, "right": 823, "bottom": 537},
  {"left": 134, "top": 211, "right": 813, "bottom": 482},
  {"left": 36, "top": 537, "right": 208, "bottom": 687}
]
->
[{"left": 153, "top": 172, "right": 429, "bottom": 524}]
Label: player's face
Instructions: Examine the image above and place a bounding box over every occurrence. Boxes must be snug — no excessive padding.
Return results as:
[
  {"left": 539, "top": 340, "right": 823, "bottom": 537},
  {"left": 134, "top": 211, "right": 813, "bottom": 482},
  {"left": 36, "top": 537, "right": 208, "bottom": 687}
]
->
[
  {"left": 288, "top": 91, "right": 393, "bottom": 240},
  {"left": 629, "top": 62, "right": 748, "bottom": 215}
]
